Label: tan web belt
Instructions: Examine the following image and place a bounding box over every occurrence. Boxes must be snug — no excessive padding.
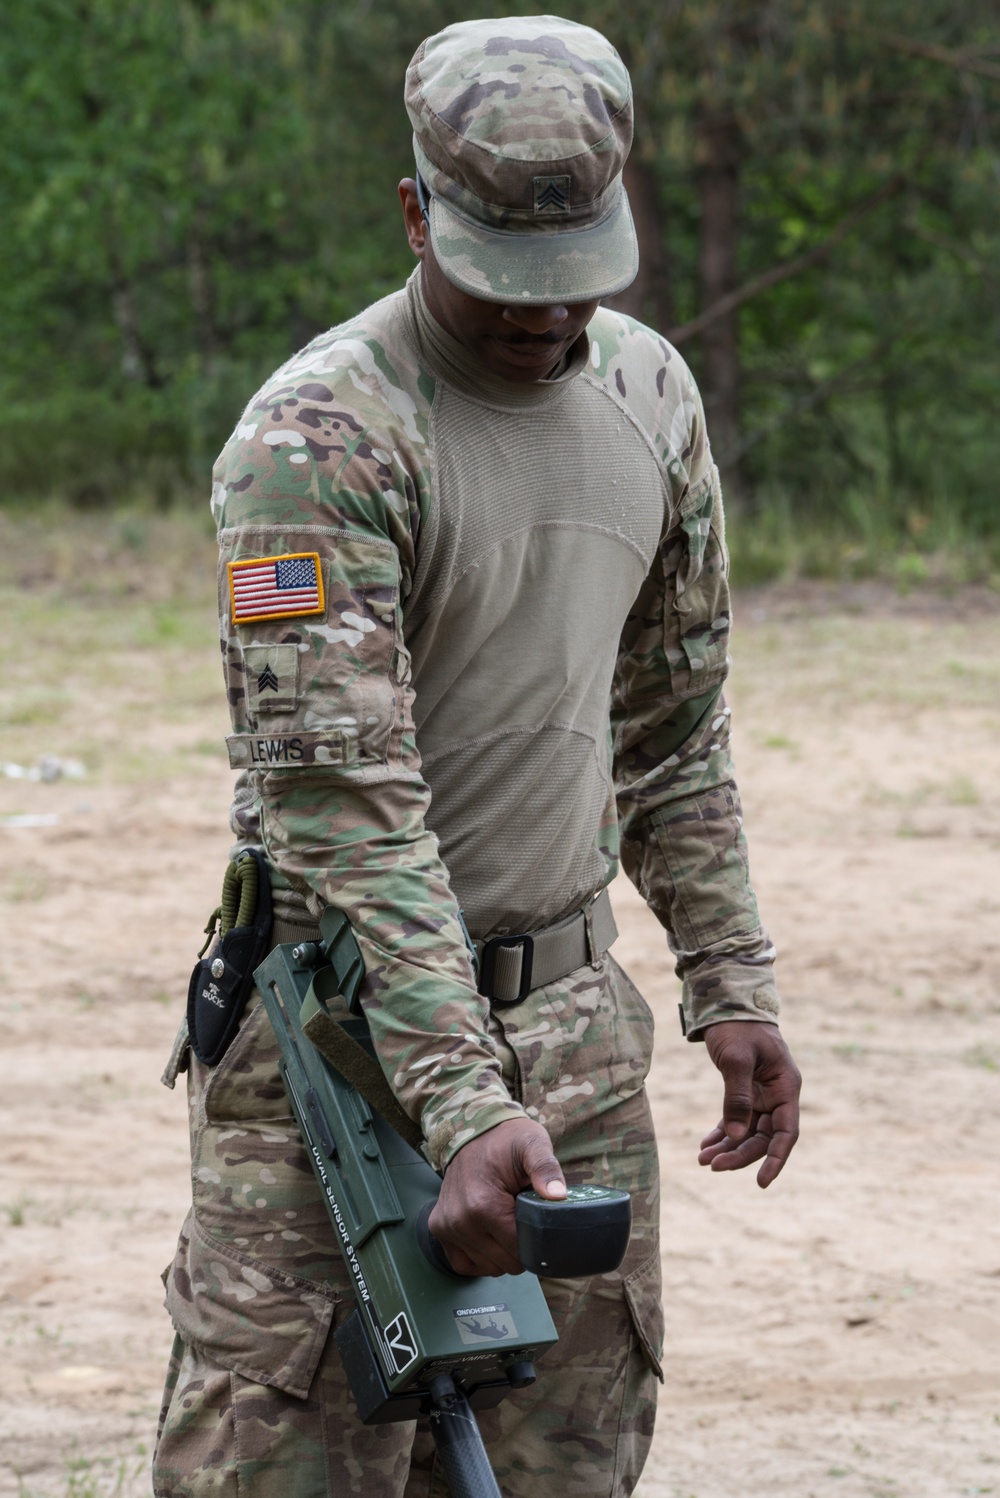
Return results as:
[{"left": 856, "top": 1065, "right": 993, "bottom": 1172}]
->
[
  {"left": 475, "top": 886, "right": 618, "bottom": 1006},
  {"left": 266, "top": 886, "right": 618, "bottom": 1008}
]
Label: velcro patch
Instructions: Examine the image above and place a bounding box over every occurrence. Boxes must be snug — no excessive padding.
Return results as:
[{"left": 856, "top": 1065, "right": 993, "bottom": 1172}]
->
[
  {"left": 226, "top": 731, "right": 351, "bottom": 770},
  {"left": 533, "top": 175, "right": 571, "bottom": 214},
  {"left": 244, "top": 644, "right": 299, "bottom": 714},
  {"left": 228, "top": 552, "right": 325, "bottom": 625}
]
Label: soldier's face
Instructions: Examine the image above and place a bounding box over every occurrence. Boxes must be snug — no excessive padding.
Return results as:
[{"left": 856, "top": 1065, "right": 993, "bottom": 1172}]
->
[{"left": 400, "top": 179, "right": 599, "bottom": 384}]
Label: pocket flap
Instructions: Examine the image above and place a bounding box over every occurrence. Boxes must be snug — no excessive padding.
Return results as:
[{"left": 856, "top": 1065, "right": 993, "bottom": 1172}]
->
[
  {"left": 624, "top": 1248, "right": 664, "bottom": 1382},
  {"left": 165, "top": 1212, "right": 338, "bottom": 1399}
]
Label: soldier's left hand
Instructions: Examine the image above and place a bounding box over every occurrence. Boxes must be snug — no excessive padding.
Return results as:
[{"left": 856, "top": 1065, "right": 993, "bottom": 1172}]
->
[{"left": 698, "top": 1021, "right": 801, "bottom": 1187}]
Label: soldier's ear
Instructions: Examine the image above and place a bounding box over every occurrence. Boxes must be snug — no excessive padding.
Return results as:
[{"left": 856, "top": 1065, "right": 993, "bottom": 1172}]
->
[{"left": 398, "top": 180, "right": 428, "bottom": 258}]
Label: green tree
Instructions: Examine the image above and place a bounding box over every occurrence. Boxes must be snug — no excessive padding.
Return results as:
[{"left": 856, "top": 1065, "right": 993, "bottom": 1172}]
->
[{"left": 0, "top": 0, "right": 997, "bottom": 554}]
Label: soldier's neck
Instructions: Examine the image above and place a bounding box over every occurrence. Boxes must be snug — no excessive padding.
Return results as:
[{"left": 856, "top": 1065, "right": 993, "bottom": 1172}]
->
[{"left": 406, "top": 271, "right": 589, "bottom": 410}]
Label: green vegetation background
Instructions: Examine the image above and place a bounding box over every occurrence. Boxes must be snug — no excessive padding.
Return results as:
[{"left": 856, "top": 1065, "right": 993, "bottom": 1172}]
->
[{"left": 1, "top": 0, "right": 997, "bottom": 583}]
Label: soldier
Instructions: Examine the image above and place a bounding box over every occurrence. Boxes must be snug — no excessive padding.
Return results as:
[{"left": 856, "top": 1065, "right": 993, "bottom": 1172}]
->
[{"left": 154, "top": 15, "right": 801, "bottom": 1497}]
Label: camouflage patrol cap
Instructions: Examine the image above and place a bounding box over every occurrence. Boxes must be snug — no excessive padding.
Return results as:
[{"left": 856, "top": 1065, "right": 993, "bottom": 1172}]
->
[{"left": 405, "top": 15, "right": 638, "bottom": 305}]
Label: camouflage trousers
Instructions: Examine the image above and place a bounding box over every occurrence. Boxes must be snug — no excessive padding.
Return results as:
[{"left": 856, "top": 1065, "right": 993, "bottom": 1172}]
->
[{"left": 153, "top": 953, "right": 663, "bottom": 1497}]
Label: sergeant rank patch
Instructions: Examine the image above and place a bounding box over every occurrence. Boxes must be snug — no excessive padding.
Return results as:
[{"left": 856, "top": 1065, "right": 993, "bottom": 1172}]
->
[
  {"left": 228, "top": 552, "right": 325, "bottom": 625},
  {"left": 243, "top": 643, "right": 299, "bottom": 714}
]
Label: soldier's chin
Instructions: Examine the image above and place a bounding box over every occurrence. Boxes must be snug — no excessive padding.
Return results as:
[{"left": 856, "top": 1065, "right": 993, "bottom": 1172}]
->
[{"left": 486, "top": 338, "right": 563, "bottom": 380}]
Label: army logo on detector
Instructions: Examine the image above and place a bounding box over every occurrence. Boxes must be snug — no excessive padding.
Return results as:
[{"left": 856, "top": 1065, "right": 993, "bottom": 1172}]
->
[
  {"left": 384, "top": 1312, "right": 418, "bottom": 1374},
  {"left": 452, "top": 1303, "right": 519, "bottom": 1346}
]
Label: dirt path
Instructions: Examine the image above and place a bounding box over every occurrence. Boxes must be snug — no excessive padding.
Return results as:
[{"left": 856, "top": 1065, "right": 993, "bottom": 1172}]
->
[{"left": 2, "top": 528, "right": 998, "bottom": 1497}]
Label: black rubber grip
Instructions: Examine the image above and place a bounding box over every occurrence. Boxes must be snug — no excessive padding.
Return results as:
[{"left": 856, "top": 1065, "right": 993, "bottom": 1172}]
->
[
  {"left": 414, "top": 1200, "right": 462, "bottom": 1278},
  {"left": 430, "top": 1392, "right": 502, "bottom": 1498}
]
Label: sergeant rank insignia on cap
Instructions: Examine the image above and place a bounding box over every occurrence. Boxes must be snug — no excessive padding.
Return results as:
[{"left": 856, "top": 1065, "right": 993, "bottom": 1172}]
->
[
  {"left": 228, "top": 552, "right": 325, "bottom": 625},
  {"left": 533, "top": 176, "right": 571, "bottom": 214}
]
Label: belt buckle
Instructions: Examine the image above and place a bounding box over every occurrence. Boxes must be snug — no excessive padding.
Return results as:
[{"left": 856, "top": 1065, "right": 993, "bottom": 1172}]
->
[{"left": 478, "top": 933, "right": 534, "bottom": 1005}]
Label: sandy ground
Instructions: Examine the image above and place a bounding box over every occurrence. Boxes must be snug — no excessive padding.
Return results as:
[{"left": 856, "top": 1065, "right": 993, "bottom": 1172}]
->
[{"left": 2, "top": 524, "right": 999, "bottom": 1498}]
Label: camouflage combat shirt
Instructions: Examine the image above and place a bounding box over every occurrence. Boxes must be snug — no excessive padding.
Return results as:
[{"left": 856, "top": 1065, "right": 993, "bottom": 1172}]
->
[{"left": 213, "top": 272, "right": 780, "bottom": 1171}]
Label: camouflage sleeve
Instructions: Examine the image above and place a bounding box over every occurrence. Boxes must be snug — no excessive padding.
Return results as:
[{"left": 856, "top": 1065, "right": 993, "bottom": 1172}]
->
[
  {"left": 612, "top": 452, "right": 780, "bottom": 1041},
  {"left": 214, "top": 383, "right": 524, "bottom": 1170}
]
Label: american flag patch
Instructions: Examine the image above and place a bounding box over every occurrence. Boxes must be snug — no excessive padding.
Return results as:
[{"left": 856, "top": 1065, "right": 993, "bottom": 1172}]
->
[{"left": 228, "top": 552, "right": 325, "bottom": 625}]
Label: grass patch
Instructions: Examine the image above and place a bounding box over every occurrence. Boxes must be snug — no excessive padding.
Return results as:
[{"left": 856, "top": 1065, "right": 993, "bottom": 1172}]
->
[
  {"left": 832, "top": 1044, "right": 867, "bottom": 1065},
  {"left": 1, "top": 690, "right": 74, "bottom": 730},
  {"left": 864, "top": 777, "right": 983, "bottom": 812},
  {"left": 0, "top": 504, "right": 225, "bottom": 781},
  {"left": 3, "top": 1195, "right": 30, "bottom": 1226},
  {"left": 733, "top": 609, "right": 1000, "bottom": 721},
  {"left": 16, "top": 1446, "right": 150, "bottom": 1498},
  {"left": 760, "top": 733, "right": 799, "bottom": 752},
  {"left": 0, "top": 500, "right": 216, "bottom": 602},
  {"left": 2, "top": 867, "right": 49, "bottom": 903},
  {"left": 727, "top": 502, "right": 1000, "bottom": 591},
  {"left": 947, "top": 775, "right": 981, "bottom": 807}
]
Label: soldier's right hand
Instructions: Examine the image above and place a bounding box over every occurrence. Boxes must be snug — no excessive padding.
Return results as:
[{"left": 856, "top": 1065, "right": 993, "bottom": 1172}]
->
[{"left": 428, "top": 1117, "right": 566, "bottom": 1276}]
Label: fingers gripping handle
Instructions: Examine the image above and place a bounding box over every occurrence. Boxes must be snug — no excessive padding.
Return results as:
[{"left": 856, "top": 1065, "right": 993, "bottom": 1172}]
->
[{"left": 417, "top": 1187, "right": 633, "bottom": 1280}]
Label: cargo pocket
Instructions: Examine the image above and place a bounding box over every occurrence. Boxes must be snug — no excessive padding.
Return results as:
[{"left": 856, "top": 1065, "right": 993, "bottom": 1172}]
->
[
  {"left": 664, "top": 465, "right": 731, "bottom": 697},
  {"left": 605, "top": 956, "right": 655, "bottom": 1101},
  {"left": 164, "top": 1211, "right": 339, "bottom": 1400},
  {"left": 190, "top": 999, "right": 346, "bottom": 1283},
  {"left": 624, "top": 1248, "right": 664, "bottom": 1382}
]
